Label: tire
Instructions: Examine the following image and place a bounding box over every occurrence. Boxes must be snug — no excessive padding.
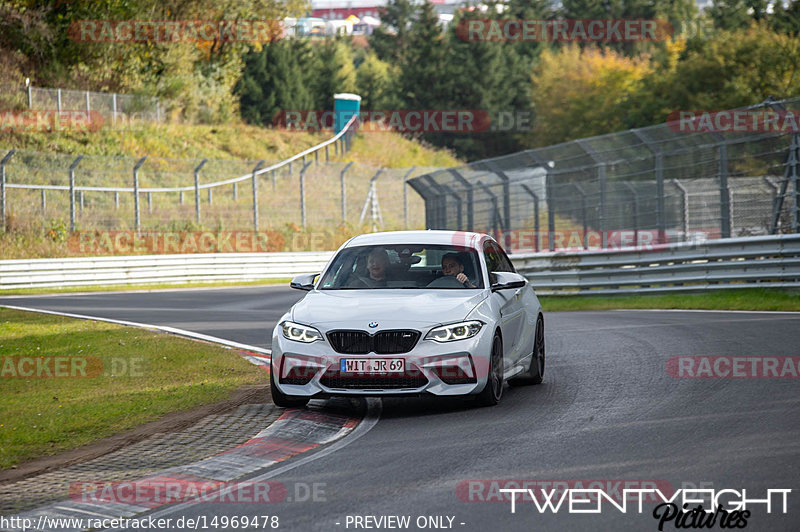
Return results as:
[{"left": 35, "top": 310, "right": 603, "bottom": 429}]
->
[
  {"left": 509, "top": 315, "right": 545, "bottom": 386},
  {"left": 269, "top": 360, "right": 310, "bottom": 408},
  {"left": 477, "top": 333, "right": 504, "bottom": 407}
]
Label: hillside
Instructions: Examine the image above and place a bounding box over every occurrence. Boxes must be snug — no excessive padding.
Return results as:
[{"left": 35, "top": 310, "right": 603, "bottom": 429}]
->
[
  {"left": 0, "top": 122, "right": 460, "bottom": 167},
  {"left": 0, "top": 121, "right": 460, "bottom": 259}
]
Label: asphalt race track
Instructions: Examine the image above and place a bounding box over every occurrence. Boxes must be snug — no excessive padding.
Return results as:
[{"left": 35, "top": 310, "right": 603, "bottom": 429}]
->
[{"left": 3, "top": 287, "right": 800, "bottom": 531}]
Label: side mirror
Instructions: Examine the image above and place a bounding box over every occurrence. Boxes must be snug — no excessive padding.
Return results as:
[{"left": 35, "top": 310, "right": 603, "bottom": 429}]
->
[
  {"left": 290, "top": 273, "right": 319, "bottom": 291},
  {"left": 490, "top": 271, "right": 527, "bottom": 292}
]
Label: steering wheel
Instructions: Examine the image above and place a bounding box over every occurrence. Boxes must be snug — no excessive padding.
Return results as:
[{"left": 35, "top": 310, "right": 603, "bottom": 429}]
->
[{"left": 427, "top": 275, "right": 467, "bottom": 288}]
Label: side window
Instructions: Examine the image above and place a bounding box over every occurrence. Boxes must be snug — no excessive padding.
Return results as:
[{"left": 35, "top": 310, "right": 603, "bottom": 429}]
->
[{"left": 483, "top": 242, "right": 514, "bottom": 274}]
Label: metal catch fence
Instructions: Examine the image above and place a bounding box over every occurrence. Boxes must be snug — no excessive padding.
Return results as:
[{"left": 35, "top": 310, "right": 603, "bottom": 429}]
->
[{"left": 409, "top": 98, "right": 800, "bottom": 251}]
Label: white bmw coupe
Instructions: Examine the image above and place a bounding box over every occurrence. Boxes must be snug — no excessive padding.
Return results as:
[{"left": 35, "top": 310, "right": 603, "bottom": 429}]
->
[{"left": 270, "top": 230, "right": 545, "bottom": 407}]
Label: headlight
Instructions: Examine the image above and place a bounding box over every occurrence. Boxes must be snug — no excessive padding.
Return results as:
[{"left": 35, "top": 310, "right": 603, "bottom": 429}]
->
[
  {"left": 425, "top": 321, "right": 483, "bottom": 342},
  {"left": 281, "top": 321, "right": 322, "bottom": 343}
]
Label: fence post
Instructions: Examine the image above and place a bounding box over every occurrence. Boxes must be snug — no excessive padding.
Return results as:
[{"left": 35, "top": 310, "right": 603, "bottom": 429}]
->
[
  {"left": 147, "top": 191, "right": 152, "bottom": 212},
  {"left": 448, "top": 169, "right": 473, "bottom": 231},
  {"left": 68, "top": 155, "right": 83, "bottom": 233},
  {"left": 80, "top": 191, "right": 85, "bottom": 212},
  {"left": 791, "top": 134, "right": 800, "bottom": 233},
  {"left": 0, "top": 150, "right": 16, "bottom": 232},
  {"left": 57, "top": 89, "right": 62, "bottom": 113},
  {"left": 133, "top": 156, "right": 147, "bottom": 232},
  {"left": 115, "top": 191, "right": 119, "bottom": 210},
  {"left": 85, "top": 91, "right": 90, "bottom": 113},
  {"left": 402, "top": 166, "right": 417, "bottom": 229},
  {"left": 179, "top": 191, "right": 184, "bottom": 205},
  {"left": 208, "top": 188, "right": 212, "bottom": 205},
  {"left": 546, "top": 173, "right": 555, "bottom": 251},
  {"left": 300, "top": 161, "right": 313, "bottom": 229},
  {"left": 573, "top": 183, "right": 588, "bottom": 249},
  {"left": 41, "top": 189, "right": 46, "bottom": 214},
  {"left": 194, "top": 159, "right": 207, "bottom": 225},
  {"left": 27, "top": 83, "right": 32, "bottom": 109},
  {"left": 340, "top": 161, "right": 354, "bottom": 224},
  {"left": 314, "top": 150, "right": 318, "bottom": 166},
  {"left": 233, "top": 182, "right": 238, "bottom": 201},
  {"left": 717, "top": 140, "right": 731, "bottom": 238},
  {"left": 325, "top": 145, "right": 329, "bottom": 163},
  {"left": 252, "top": 160, "right": 265, "bottom": 231},
  {"left": 112, "top": 93, "right": 118, "bottom": 124},
  {"left": 520, "top": 184, "right": 539, "bottom": 251},
  {"left": 672, "top": 179, "right": 688, "bottom": 241},
  {"left": 622, "top": 182, "right": 639, "bottom": 248}
]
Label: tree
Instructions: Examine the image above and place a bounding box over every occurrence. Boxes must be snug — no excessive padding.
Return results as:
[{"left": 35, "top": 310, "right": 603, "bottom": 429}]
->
[
  {"left": 371, "top": 0, "right": 416, "bottom": 64},
  {"left": 308, "top": 39, "right": 358, "bottom": 110},
  {"left": 527, "top": 44, "right": 652, "bottom": 146},
  {"left": 237, "top": 40, "right": 313, "bottom": 126},
  {"left": 626, "top": 23, "right": 800, "bottom": 126},
  {"left": 355, "top": 52, "right": 398, "bottom": 110},
  {"left": 400, "top": 1, "right": 448, "bottom": 110},
  {"left": 708, "top": 0, "right": 772, "bottom": 31}
]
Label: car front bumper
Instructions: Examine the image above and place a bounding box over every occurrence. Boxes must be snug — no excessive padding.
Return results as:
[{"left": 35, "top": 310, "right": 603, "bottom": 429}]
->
[{"left": 270, "top": 323, "right": 495, "bottom": 398}]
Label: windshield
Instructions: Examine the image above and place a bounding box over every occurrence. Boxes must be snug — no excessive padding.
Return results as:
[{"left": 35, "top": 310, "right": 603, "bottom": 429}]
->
[{"left": 319, "top": 244, "right": 484, "bottom": 290}]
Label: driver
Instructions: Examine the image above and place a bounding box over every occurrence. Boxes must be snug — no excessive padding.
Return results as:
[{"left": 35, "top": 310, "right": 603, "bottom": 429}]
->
[
  {"left": 441, "top": 253, "right": 475, "bottom": 288},
  {"left": 361, "top": 248, "right": 390, "bottom": 287}
]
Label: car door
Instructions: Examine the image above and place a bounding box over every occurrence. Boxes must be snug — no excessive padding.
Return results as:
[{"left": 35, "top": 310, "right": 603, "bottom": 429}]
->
[{"left": 484, "top": 241, "right": 526, "bottom": 367}]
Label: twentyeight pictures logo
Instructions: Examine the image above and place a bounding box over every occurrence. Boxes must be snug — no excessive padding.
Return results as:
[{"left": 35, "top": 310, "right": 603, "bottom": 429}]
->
[{"left": 456, "top": 19, "right": 673, "bottom": 42}]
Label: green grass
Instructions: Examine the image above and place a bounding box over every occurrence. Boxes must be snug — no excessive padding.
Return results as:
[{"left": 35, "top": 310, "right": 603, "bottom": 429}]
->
[
  {"left": 0, "top": 278, "right": 291, "bottom": 297},
  {"left": 540, "top": 288, "right": 800, "bottom": 312},
  {"left": 0, "top": 308, "right": 267, "bottom": 470}
]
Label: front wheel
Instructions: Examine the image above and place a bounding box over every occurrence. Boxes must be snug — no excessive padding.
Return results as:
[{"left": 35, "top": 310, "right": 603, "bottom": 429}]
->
[
  {"left": 509, "top": 315, "right": 545, "bottom": 386},
  {"left": 477, "top": 333, "right": 504, "bottom": 407},
  {"left": 269, "top": 360, "right": 310, "bottom": 408}
]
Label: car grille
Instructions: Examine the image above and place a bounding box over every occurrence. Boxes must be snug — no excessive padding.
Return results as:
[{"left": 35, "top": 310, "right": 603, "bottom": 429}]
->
[
  {"left": 320, "top": 368, "right": 428, "bottom": 390},
  {"left": 327, "top": 330, "right": 420, "bottom": 354}
]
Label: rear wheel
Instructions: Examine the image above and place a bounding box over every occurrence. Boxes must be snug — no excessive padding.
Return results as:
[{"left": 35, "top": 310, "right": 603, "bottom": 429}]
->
[
  {"left": 477, "top": 333, "right": 504, "bottom": 406},
  {"left": 509, "top": 315, "right": 545, "bottom": 386},
  {"left": 269, "top": 360, "right": 310, "bottom": 408}
]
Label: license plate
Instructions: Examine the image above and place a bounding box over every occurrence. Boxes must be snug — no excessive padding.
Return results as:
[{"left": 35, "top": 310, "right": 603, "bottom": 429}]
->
[{"left": 340, "top": 358, "right": 405, "bottom": 373}]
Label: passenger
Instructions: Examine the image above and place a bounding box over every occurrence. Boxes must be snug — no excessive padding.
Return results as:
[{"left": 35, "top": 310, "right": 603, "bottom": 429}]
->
[{"left": 441, "top": 253, "right": 475, "bottom": 288}]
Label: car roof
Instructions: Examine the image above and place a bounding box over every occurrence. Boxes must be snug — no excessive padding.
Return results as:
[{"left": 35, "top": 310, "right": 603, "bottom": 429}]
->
[{"left": 344, "top": 230, "right": 492, "bottom": 250}]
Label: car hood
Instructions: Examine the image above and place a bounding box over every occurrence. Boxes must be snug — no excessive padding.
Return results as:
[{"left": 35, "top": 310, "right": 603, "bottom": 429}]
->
[{"left": 291, "top": 290, "right": 487, "bottom": 328}]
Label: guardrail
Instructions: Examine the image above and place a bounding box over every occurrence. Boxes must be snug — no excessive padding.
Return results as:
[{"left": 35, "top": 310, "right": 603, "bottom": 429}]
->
[
  {"left": 514, "top": 234, "right": 800, "bottom": 295},
  {"left": 2, "top": 235, "right": 797, "bottom": 293},
  {"left": 0, "top": 252, "right": 334, "bottom": 290}
]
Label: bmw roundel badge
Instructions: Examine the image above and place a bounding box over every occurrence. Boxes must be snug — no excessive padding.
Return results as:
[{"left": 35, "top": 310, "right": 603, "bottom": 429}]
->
[{"left": 368, "top": 322, "right": 379, "bottom": 328}]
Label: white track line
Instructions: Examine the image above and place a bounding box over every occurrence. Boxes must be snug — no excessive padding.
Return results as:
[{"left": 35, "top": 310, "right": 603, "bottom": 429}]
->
[
  {"left": 0, "top": 283, "right": 290, "bottom": 299},
  {"left": 1, "top": 304, "right": 271, "bottom": 356},
  {"left": 608, "top": 309, "right": 800, "bottom": 314}
]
